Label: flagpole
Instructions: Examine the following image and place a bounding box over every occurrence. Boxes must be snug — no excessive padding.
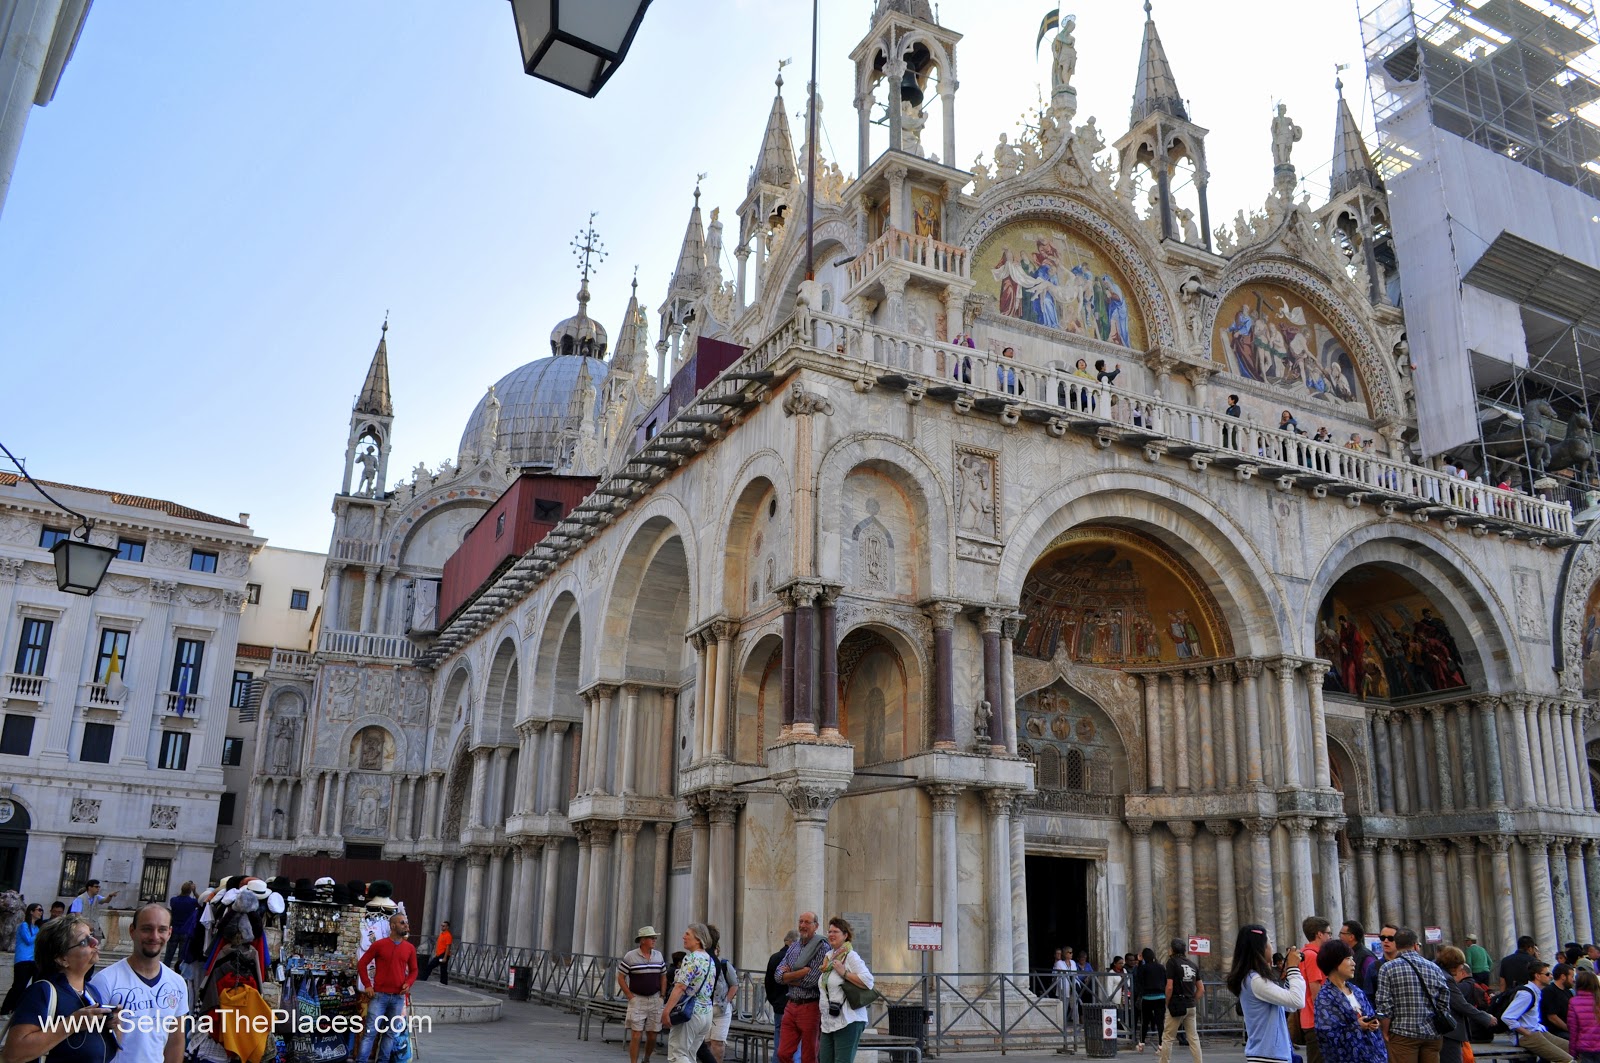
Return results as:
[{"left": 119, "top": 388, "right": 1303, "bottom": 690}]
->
[{"left": 805, "top": 0, "right": 819, "bottom": 281}]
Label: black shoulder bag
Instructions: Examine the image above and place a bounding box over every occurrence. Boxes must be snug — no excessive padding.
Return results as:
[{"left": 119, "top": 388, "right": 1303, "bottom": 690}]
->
[{"left": 1406, "top": 957, "right": 1457, "bottom": 1035}]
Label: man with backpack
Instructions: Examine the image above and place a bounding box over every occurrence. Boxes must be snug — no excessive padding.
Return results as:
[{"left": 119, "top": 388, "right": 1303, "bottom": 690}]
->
[
  {"left": 1156, "top": 939, "right": 1204, "bottom": 1063},
  {"left": 1500, "top": 961, "right": 1573, "bottom": 1063}
]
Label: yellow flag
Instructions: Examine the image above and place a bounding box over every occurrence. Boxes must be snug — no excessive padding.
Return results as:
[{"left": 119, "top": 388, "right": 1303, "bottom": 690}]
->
[{"left": 105, "top": 646, "right": 128, "bottom": 701}]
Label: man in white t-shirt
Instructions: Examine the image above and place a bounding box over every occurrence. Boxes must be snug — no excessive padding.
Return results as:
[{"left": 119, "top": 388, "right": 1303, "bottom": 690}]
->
[{"left": 91, "top": 902, "right": 189, "bottom": 1063}]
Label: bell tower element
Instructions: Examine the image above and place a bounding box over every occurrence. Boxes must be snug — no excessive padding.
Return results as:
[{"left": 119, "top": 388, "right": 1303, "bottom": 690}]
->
[{"left": 343, "top": 318, "right": 394, "bottom": 497}]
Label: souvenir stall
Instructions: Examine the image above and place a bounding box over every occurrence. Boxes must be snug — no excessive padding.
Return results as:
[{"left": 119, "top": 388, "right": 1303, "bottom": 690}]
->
[{"left": 282, "top": 898, "right": 363, "bottom": 1063}]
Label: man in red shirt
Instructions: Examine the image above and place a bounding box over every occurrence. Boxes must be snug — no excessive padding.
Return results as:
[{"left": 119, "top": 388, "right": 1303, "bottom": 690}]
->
[
  {"left": 1299, "top": 916, "right": 1334, "bottom": 1063},
  {"left": 356, "top": 914, "right": 417, "bottom": 1063}
]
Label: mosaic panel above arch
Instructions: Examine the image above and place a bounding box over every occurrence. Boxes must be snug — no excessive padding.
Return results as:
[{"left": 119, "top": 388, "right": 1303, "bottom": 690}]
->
[
  {"left": 1015, "top": 526, "right": 1233, "bottom": 666},
  {"left": 962, "top": 194, "right": 1176, "bottom": 347},
  {"left": 973, "top": 220, "right": 1147, "bottom": 349},
  {"left": 1212, "top": 281, "right": 1367, "bottom": 413},
  {"left": 1211, "top": 260, "right": 1395, "bottom": 417},
  {"left": 1578, "top": 578, "right": 1600, "bottom": 695},
  {"left": 1315, "top": 566, "right": 1468, "bottom": 702}
]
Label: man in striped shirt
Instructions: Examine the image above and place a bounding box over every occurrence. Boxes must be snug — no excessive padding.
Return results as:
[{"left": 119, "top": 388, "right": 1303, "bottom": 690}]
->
[{"left": 620, "top": 926, "right": 667, "bottom": 1063}]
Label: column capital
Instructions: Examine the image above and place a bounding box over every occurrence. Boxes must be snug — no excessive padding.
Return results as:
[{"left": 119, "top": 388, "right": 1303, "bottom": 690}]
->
[
  {"left": 779, "top": 579, "right": 827, "bottom": 608},
  {"left": 1472, "top": 694, "right": 1506, "bottom": 713},
  {"left": 922, "top": 599, "right": 964, "bottom": 630},
  {"left": 1244, "top": 816, "right": 1276, "bottom": 837},
  {"left": 779, "top": 780, "right": 844, "bottom": 820},
  {"left": 1211, "top": 661, "right": 1237, "bottom": 683},
  {"left": 1455, "top": 836, "right": 1478, "bottom": 855},
  {"left": 1569, "top": 840, "right": 1587, "bottom": 858},
  {"left": 423, "top": 858, "right": 442, "bottom": 873},
  {"left": 1186, "top": 667, "right": 1213, "bottom": 684},
  {"left": 617, "top": 818, "right": 644, "bottom": 839},
  {"left": 587, "top": 682, "right": 620, "bottom": 701},
  {"left": 1421, "top": 838, "right": 1449, "bottom": 857},
  {"left": 1169, "top": 820, "right": 1198, "bottom": 841},
  {"left": 588, "top": 821, "right": 617, "bottom": 845},
  {"left": 1268, "top": 657, "right": 1302, "bottom": 677},
  {"left": 1317, "top": 817, "right": 1347, "bottom": 838},
  {"left": 654, "top": 821, "right": 673, "bottom": 840},
  {"left": 1355, "top": 836, "right": 1379, "bottom": 853},
  {"left": 574, "top": 824, "right": 593, "bottom": 847},
  {"left": 926, "top": 784, "right": 962, "bottom": 814},
  {"left": 548, "top": 719, "right": 571, "bottom": 735},
  {"left": 1126, "top": 816, "right": 1155, "bottom": 837},
  {"left": 1283, "top": 815, "right": 1315, "bottom": 837},
  {"left": 1428, "top": 704, "right": 1449, "bottom": 721},
  {"left": 1235, "top": 657, "right": 1265, "bottom": 680},
  {"left": 975, "top": 607, "right": 1008, "bottom": 635},
  {"left": 1205, "top": 819, "right": 1236, "bottom": 839},
  {"left": 1000, "top": 612, "right": 1026, "bottom": 641},
  {"left": 982, "top": 787, "right": 1020, "bottom": 815},
  {"left": 1481, "top": 833, "right": 1513, "bottom": 854},
  {"left": 467, "top": 851, "right": 489, "bottom": 868},
  {"left": 706, "top": 792, "right": 747, "bottom": 825},
  {"left": 708, "top": 618, "right": 740, "bottom": 642},
  {"left": 1302, "top": 660, "right": 1332, "bottom": 682}
]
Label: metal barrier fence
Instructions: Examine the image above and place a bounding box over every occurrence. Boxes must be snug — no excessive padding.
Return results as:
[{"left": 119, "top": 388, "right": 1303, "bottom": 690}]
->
[{"left": 443, "top": 943, "right": 1246, "bottom": 1054}]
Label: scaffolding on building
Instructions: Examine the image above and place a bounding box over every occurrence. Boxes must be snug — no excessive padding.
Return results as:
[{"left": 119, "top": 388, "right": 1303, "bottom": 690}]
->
[{"left": 1358, "top": 0, "right": 1600, "bottom": 503}]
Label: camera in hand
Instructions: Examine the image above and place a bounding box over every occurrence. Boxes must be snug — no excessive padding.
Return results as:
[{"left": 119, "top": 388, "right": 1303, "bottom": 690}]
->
[{"left": 828, "top": 1000, "right": 843, "bottom": 1018}]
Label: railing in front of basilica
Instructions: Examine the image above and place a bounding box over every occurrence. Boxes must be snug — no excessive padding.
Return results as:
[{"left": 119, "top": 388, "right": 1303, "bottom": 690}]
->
[
  {"left": 317, "top": 628, "right": 422, "bottom": 661},
  {"left": 847, "top": 227, "right": 971, "bottom": 288},
  {"left": 1025, "top": 788, "right": 1116, "bottom": 816},
  {"left": 333, "top": 538, "right": 380, "bottom": 563},
  {"left": 793, "top": 310, "right": 1574, "bottom": 536}
]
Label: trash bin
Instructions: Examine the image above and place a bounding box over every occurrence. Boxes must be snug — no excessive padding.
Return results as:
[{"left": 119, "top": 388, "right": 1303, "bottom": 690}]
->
[
  {"left": 508, "top": 964, "right": 532, "bottom": 1001},
  {"left": 1082, "top": 1003, "right": 1118, "bottom": 1058},
  {"left": 886, "top": 1005, "right": 930, "bottom": 1051}
]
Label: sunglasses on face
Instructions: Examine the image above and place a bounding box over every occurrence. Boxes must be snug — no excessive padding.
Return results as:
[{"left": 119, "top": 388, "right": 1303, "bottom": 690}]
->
[
  {"left": 1379, "top": 935, "right": 1397, "bottom": 942},
  {"left": 71, "top": 934, "right": 102, "bottom": 950}
]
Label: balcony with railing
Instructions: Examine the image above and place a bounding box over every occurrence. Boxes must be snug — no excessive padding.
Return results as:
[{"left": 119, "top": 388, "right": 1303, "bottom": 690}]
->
[
  {"left": 333, "top": 538, "right": 381, "bottom": 564},
  {"left": 160, "top": 691, "right": 204, "bottom": 722},
  {"left": 3, "top": 673, "right": 47, "bottom": 705},
  {"left": 318, "top": 628, "right": 422, "bottom": 661},
  {"left": 800, "top": 310, "right": 1575, "bottom": 538},
  {"left": 269, "top": 648, "right": 316, "bottom": 677},
  {"left": 80, "top": 682, "right": 124, "bottom": 714},
  {"left": 846, "top": 227, "right": 971, "bottom": 291}
]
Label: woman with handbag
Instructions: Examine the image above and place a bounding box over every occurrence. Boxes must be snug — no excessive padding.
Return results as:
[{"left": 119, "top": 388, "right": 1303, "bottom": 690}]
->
[
  {"left": 1563, "top": 970, "right": 1600, "bottom": 1063},
  {"left": 1226, "top": 924, "right": 1306, "bottom": 1063},
  {"left": 1437, "top": 946, "right": 1496, "bottom": 1063},
  {"left": 661, "top": 924, "right": 717, "bottom": 1063},
  {"left": 818, "top": 917, "right": 876, "bottom": 1063},
  {"left": 1310, "top": 940, "right": 1385, "bottom": 1063}
]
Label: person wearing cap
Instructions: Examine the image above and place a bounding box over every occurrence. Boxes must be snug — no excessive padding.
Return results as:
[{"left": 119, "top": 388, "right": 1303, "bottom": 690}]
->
[
  {"left": 1462, "top": 934, "right": 1491, "bottom": 986},
  {"left": 1158, "top": 938, "right": 1204, "bottom": 1063},
  {"left": 421, "top": 922, "right": 452, "bottom": 985},
  {"left": 620, "top": 926, "right": 667, "bottom": 1063}
]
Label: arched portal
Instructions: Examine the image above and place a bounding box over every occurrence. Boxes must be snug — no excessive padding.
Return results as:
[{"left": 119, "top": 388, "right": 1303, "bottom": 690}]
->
[
  {"left": 837, "top": 627, "right": 913, "bottom": 768},
  {"left": 1314, "top": 564, "right": 1470, "bottom": 702},
  {"left": 0, "top": 798, "right": 30, "bottom": 893}
]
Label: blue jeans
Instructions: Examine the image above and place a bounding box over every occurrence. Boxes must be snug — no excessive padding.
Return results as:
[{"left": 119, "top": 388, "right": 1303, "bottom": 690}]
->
[{"left": 359, "top": 992, "right": 407, "bottom": 1063}]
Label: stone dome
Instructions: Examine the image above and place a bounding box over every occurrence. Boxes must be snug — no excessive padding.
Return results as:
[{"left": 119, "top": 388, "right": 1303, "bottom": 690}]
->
[
  {"left": 549, "top": 281, "right": 608, "bottom": 359},
  {"left": 458, "top": 354, "right": 610, "bottom": 469}
]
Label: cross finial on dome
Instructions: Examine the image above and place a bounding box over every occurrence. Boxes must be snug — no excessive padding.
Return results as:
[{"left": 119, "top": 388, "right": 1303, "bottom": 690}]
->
[
  {"left": 1335, "top": 61, "right": 1348, "bottom": 96},
  {"left": 570, "top": 211, "right": 606, "bottom": 291},
  {"left": 777, "top": 56, "right": 790, "bottom": 92},
  {"left": 695, "top": 172, "right": 707, "bottom": 205}
]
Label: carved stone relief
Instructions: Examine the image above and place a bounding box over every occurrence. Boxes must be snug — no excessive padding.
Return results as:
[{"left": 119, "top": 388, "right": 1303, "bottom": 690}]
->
[
  {"left": 71, "top": 797, "right": 101, "bottom": 824},
  {"left": 150, "top": 804, "right": 179, "bottom": 831}
]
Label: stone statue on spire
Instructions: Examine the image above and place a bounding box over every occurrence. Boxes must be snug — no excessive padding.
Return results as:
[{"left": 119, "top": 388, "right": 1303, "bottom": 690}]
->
[
  {"left": 1271, "top": 103, "right": 1302, "bottom": 197},
  {"left": 1051, "top": 15, "right": 1078, "bottom": 121}
]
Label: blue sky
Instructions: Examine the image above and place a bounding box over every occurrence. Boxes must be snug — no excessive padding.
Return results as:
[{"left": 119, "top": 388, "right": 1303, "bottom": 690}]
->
[{"left": 0, "top": 1, "right": 1366, "bottom": 552}]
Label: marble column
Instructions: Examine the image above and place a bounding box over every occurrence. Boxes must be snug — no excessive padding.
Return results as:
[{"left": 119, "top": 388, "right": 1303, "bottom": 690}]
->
[
  {"left": 1001, "top": 615, "right": 1023, "bottom": 756},
  {"left": 1356, "top": 839, "right": 1380, "bottom": 932},
  {"left": 516, "top": 846, "right": 539, "bottom": 948},
  {"left": 586, "top": 824, "right": 615, "bottom": 955},
  {"left": 579, "top": 692, "right": 597, "bottom": 789},
  {"left": 1391, "top": 715, "right": 1415, "bottom": 814},
  {"left": 1423, "top": 840, "right": 1449, "bottom": 941},
  {"left": 616, "top": 820, "right": 641, "bottom": 945},
  {"left": 1457, "top": 839, "right": 1483, "bottom": 951},
  {"left": 1487, "top": 835, "right": 1516, "bottom": 957},
  {"left": 1171, "top": 821, "right": 1198, "bottom": 940},
  {"left": 1400, "top": 842, "right": 1423, "bottom": 934},
  {"left": 436, "top": 860, "right": 456, "bottom": 936},
  {"left": 819, "top": 591, "right": 840, "bottom": 737},
  {"left": 572, "top": 830, "right": 591, "bottom": 953},
  {"left": 1478, "top": 698, "right": 1508, "bottom": 809},
  {"left": 689, "top": 800, "right": 710, "bottom": 918},
  {"left": 930, "top": 786, "right": 962, "bottom": 974},
  {"left": 490, "top": 746, "right": 512, "bottom": 824},
  {"left": 1276, "top": 660, "right": 1304, "bottom": 788},
  {"left": 781, "top": 600, "right": 796, "bottom": 733},
  {"left": 792, "top": 585, "right": 818, "bottom": 736},
  {"left": 1409, "top": 712, "right": 1433, "bottom": 811},
  {"left": 1587, "top": 841, "right": 1600, "bottom": 944},
  {"left": 1571, "top": 704, "right": 1593, "bottom": 811},
  {"left": 1542, "top": 702, "right": 1569, "bottom": 810},
  {"left": 421, "top": 860, "right": 440, "bottom": 944},
  {"left": 1129, "top": 819, "right": 1155, "bottom": 953},
  {"left": 1208, "top": 821, "right": 1238, "bottom": 965},
  {"left": 692, "top": 635, "right": 710, "bottom": 761},
  {"left": 1457, "top": 704, "right": 1480, "bottom": 809},
  {"left": 1429, "top": 707, "right": 1455, "bottom": 811},
  {"left": 1305, "top": 663, "right": 1332, "bottom": 789},
  {"left": 1317, "top": 819, "right": 1343, "bottom": 923},
  {"left": 1373, "top": 713, "right": 1396, "bottom": 813},
  {"left": 1171, "top": 673, "right": 1191, "bottom": 791},
  {"left": 469, "top": 748, "right": 490, "bottom": 827},
  {"left": 463, "top": 851, "right": 488, "bottom": 942},
  {"left": 979, "top": 611, "right": 1006, "bottom": 754},
  {"left": 654, "top": 822, "right": 673, "bottom": 936},
  {"left": 1552, "top": 837, "right": 1576, "bottom": 948},
  {"left": 484, "top": 846, "right": 507, "bottom": 944},
  {"left": 1246, "top": 818, "right": 1277, "bottom": 939},
  {"left": 593, "top": 685, "right": 617, "bottom": 792},
  {"left": 618, "top": 688, "right": 640, "bottom": 794},
  {"left": 782, "top": 786, "right": 839, "bottom": 932},
  {"left": 1286, "top": 817, "right": 1316, "bottom": 926},
  {"left": 1191, "top": 668, "right": 1217, "bottom": 789},
  {"left": 1239, "top": 660, "right": 1265, "bottom": 788},
  {"left": 540, "top": 839, "right": 562, "bottom": 953},
  {"left": 1561, "top": 704, "right": 1586, "bottom": 809},
  {"left": 1527, "top": 837, "right": 1558, "bottom": 953},
  {"left": 1514, "top": 699, "right": 1540, "bottom": 808},
  {"left": 1141, "top": 674, "right": 1164, "bottom": 792},
  {"left": 984, "top": 790, "right": 1017, "bottom": 972},
  {"left": 710, "top": 624, "right": 734, "bottom": 757},
  {"left": 1216, "top": 664, "right": 1240, "bottom": 789},
  {"left": 927, "top": 602, "right": 960, "bottom": 749},
  {"left": 1569, "top": 841, "right": 1591, "bottom": 953},
  {"left": 1010, "top": 793, "right": 1029, "bottom": 973},
  {"left": 1378, "top": 841, "right": 1402, "bottom": 929},
  {"left": 707, "top": 795, "right": 742, "bottom": 937},
  {"left": 546, "top": 723, "right": 568, "bottom": 812}
]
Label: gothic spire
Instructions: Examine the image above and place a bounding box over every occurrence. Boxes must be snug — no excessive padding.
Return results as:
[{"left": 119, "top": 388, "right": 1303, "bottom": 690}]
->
[
  {"left": 611, "top": 271, "right": 647, "bottom": 374},
  {"left": 669, "top": 183, "right": 708, "bottom": 297},
  {"left": 354, "top": 316, "right": 393, "bottom": 417},
  {"left": 1330, "top": 74, "right": 1382, "bottom": 197},
  {"left": 1130, "top": 0, "right": 1188, "bottom": 125},
  {"left": 750, "top": 67, "right": 798, "bottom": 191}
]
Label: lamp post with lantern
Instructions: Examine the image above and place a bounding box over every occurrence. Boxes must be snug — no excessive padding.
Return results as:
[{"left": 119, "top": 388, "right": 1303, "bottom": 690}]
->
[{"left": 508, "top": 0, "right": 653, "bottom": 98}]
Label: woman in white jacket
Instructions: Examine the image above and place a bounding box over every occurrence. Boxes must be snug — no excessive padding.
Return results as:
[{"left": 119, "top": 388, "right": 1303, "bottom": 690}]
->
[{"left": 818, "top": 916, "right": 875, "bottom": 1063}]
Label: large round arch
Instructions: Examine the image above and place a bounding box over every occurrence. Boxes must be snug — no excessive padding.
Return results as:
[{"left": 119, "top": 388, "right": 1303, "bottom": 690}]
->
[
  {"left": 720, "top": 467, "right": 789, "bottom": 617},
  {"left": 836, "top": 622, "right": 928, "bottom": 765},
  {"left": 482, "top": 636, "right": 520, "bottom": 746},
  {"left": 818, "top": 435, "right": 952, "bottom": 600},
  {"left": 604, "top": 515, "right": 694, "bottom": 683}
]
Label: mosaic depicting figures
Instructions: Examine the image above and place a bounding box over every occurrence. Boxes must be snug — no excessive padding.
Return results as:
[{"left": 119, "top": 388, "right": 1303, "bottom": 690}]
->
[
  {"left": 1580, "top": 580, "right": 1600, "bottom": 694},
  {"left": 974, "top": 222, "right": 1146, "bottom": 348},
  {"left": 1014, "top": 527, "right": 1229, "bottom": 666},
  {"left": 1214, "top": 283, "right": 1364, "bottom": 407},
  {"left": 1317, "top": 568, "right": 1467, "bottom": 701}
]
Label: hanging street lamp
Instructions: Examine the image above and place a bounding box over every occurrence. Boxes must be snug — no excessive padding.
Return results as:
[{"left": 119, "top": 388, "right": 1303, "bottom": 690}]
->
[{"left": 508, "top": 0, "right": 652, "bottom": 97}]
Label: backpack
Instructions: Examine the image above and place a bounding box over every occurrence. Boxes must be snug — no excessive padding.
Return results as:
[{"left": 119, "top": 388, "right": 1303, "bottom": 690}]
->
[{"left": 1488, "top": 983, "right": 1534, "bottom": 1035}]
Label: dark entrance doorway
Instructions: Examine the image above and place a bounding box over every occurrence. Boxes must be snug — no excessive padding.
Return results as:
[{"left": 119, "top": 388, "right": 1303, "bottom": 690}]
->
[
  {"left": 1026, "top": 854, "right": 1091, "bottom": 980},
  {"left": 0, "top": 799, "right": 31, "bottom": 893}
]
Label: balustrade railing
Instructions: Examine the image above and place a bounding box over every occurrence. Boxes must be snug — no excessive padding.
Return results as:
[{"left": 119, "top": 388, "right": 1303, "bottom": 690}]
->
[
  {"left": 847, "top": 228, "right": 971, "bottom": 288},
  {"left": 801, "top": 310, "right": 1574, "bottom": 536},
  {"left": 270, "top": 648, "right": 316, "bottom": 676},
  {"left": 334, "top": 538, "right": 381, "bottom": 563},
  {"left": 4, "top": 673, "right": 47, "bottom": 701},
  {"left": 160, "top": 691, "right": 203, "bottom": 719},
  {"left": 318, "top": 629, "right": 421, "bottom": 661},
  {"left": 82, "top": 682, "right": 122, "bottom": 709}
]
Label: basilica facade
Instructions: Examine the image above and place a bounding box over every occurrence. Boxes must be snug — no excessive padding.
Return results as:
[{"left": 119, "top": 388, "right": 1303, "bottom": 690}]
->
[{"left": 240, "top": 0, "right": 1600, "bottom": 976}]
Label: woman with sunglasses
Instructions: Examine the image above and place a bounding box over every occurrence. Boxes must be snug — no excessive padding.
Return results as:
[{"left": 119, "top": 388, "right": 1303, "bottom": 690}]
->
[
  {"left": 1225, "top": 924, "right": 1306, "bottom": 1063},
  {"left": 3, "top": 914, "right": 119, "bottom": 1063},
  {"left": 1, "top": 902, "right": 44, "bottom": 1014}
]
